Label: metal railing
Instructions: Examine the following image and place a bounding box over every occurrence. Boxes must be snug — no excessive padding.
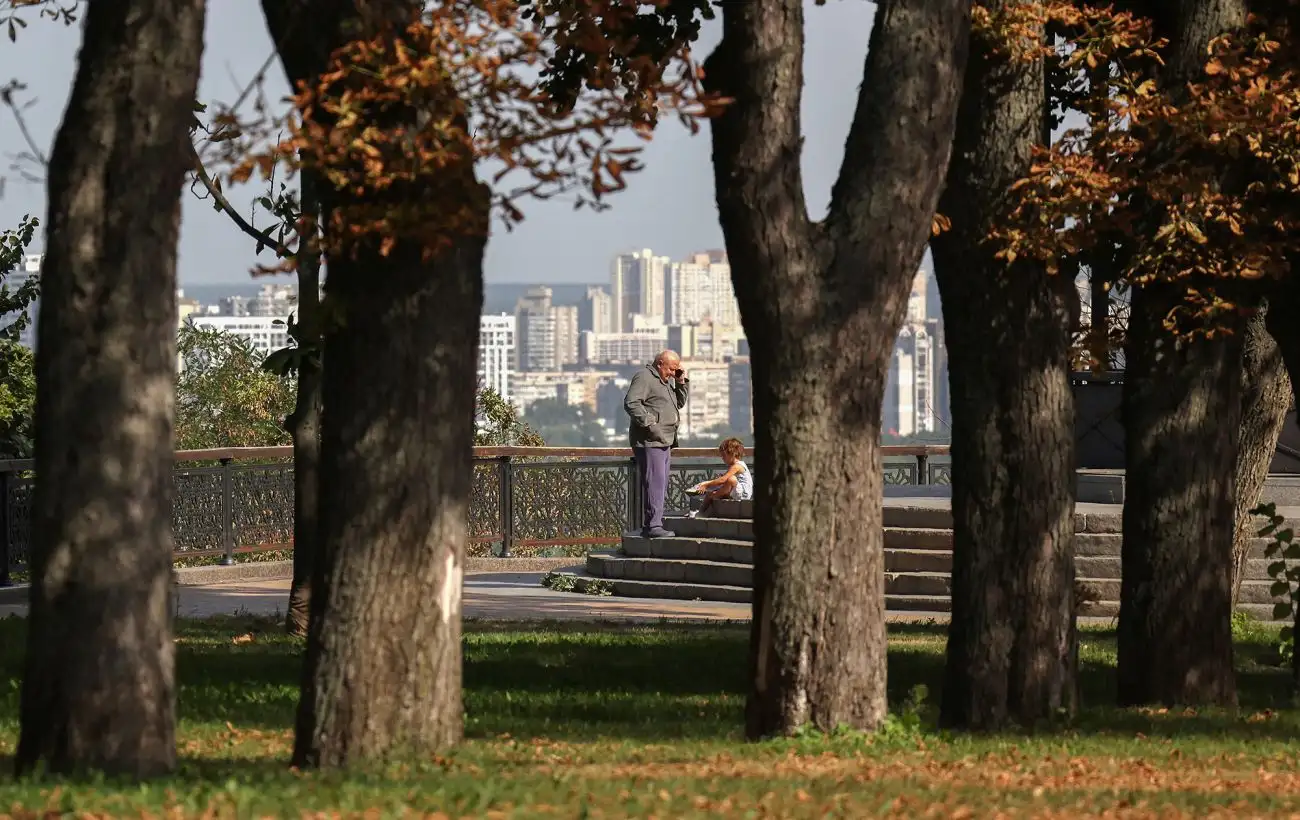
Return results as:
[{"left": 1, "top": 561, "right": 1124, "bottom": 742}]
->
[{"left": 0, "top": 444, "right": 951, "bottom": 579}]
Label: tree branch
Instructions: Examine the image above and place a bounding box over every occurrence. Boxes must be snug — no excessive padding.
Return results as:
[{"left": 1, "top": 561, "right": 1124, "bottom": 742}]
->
[
  {"left": 825, "top": 0, "right": 970, "bottom": 255},
  {"left": 1, "top": 81, "right": 48, "bottom": 168},
  {"left": 701, "top": 0, "right": 812, "bottom": 306},
  {"left": 188, "top": 147, "right": 293, "bottom": 258}
]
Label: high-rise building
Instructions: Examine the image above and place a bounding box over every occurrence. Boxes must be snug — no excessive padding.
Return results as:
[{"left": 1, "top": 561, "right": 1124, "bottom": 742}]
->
[
  {"left": 728, "top": 358, "right": 753, "bottom": 435},
  {"left": 579, "top": 286, "right": 613, "bottom": 335},
  {"left": 553, "top": 304, "right": 579, "bottom": 368},
  {"left": 187, "top": 315, "right": 291, "bottom": 357},
  {"left": 678, "top": 360, "right": 732, "bottom": 439},
  {"left": 884, "top": 321, "right": 940, "bottom": 436},
  {"left": 579, "top": 327, "right": 667, "bottom": 365},
  {"left": 515, "top": 286, "right": 578, "bottom": 371},
  {"left": 666, "top": 250, "right": 740, "bottom": 328},
  {"left": 907, "top": 267, "right": 929, "bottom": 324},
  {"left": 610, "top": 249, "right": 669, "bottom": 331},
  {"left": 478, "top": 314, "right": 516, "bottom": 402}
]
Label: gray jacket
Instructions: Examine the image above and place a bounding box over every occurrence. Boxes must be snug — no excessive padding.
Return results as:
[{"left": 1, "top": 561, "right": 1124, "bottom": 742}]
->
[{"left": 624, "top": 363, "right": 689, "bottom": 448}]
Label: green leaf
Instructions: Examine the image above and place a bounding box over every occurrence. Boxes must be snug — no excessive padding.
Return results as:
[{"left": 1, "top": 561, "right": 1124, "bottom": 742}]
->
[
  {"left": 1280, "top": 529, "right": 1295, "bottom": 543},
  {"left": 1282, "top": 626, "right": 1294, "bottom": 641},
  {"left": 1271, "top": 580, "right": 1290, "bottom": 597},
  {"left": 261, "top": 346, "right": 299, "bottom": 377},
  {"left": 1275, "top": 602, "right": 1294, "bottom": 620},
  {"left": 1269, "top": 561, "right": 1287, "bottom": 577},
  {"left": 1283, "top": 543, "right": 1300, "bottom": 560}
]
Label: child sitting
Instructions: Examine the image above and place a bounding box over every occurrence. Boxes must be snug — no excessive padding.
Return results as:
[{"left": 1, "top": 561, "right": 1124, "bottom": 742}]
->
[{"left": 687, "top": 437, "right": 753, "bottom": 518}]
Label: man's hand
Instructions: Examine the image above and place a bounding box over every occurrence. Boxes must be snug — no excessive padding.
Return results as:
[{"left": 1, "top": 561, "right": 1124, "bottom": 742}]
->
[{"left": 675, "top": 368, "right": 688, "bottom": 383}]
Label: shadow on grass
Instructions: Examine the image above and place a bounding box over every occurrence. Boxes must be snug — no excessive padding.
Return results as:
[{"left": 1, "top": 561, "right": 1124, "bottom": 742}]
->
[{"left": 0, "top": 615, "right": 1296, "bottom": 751}]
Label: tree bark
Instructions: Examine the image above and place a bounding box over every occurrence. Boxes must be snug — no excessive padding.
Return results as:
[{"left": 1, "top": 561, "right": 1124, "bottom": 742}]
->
[
  {"left": 1231, "top": 306, "right": 1289, "bottom": 607},
  {"left": 1264, "top": 271, "right": 1300, "bottom": 691},
  {"left": 1119, "top": 287, "right": 1243, "bottom": 706},
  {"left": 286, "top": 166, "right": 324, "bottom": 638},
  {"left": 932, "top": 6, "right": 1078, "bottom": 730},
  {"left": 15, "top": 0, "right": 206, "bottom": 777},
  {"left": 292, "top": 228, "right": 483, "bottom": 767},
  {"left": 1116, "top": 0, "right": 1247, "bottom": 708},
  {"left": 262, "top": 0, "right": 487, "bottom": 767},
  {"left": 703, "top": 0, "right": 970, "bottom": 738}
]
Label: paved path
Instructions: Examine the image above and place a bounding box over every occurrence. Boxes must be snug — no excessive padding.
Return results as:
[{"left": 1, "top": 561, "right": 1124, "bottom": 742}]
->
[
  {"left": 0, "top": 572, "right": 757, "bottom": 623},
  {"left": 0, "top": 572, "right": 960, "bottom": 624}
]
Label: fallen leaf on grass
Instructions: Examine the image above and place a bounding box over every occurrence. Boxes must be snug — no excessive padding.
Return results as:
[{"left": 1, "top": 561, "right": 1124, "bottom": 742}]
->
[{"left": 233, "top": 633, "right": 255, "bottom": 645}]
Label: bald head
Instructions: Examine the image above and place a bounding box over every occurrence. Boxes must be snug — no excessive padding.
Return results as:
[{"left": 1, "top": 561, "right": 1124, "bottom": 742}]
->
[{"left": 653, "top": 349, "right": 682, "bottom": 381}]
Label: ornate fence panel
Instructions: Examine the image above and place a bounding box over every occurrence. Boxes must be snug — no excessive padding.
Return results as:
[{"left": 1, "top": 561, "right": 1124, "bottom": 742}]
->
[{"left": 0, "top": 446, "right": 950, "bottom": 578}]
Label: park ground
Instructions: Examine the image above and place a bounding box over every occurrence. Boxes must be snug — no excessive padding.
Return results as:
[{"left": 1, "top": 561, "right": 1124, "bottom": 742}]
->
[{"left": 0, "top": 611, "right": 1297, "bottom": 817}]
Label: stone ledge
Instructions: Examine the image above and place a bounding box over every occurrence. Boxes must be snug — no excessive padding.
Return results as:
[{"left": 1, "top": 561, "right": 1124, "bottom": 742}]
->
[{"left": 175, "top": 561, "right": 294, "bottom": 585}]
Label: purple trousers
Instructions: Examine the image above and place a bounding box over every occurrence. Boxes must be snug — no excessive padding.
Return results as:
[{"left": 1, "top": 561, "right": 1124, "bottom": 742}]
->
[{"left": 634, "top": 446, "right": 671, "bottom": 531}]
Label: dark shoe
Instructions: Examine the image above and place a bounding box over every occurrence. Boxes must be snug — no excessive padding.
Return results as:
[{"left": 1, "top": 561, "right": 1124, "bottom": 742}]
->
[{"left": 642, "top": 527, "right": 675, "bottom": 539}]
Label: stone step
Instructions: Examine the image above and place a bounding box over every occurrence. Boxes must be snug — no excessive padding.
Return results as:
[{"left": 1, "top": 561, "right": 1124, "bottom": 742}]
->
[
  {"left": 886, "top": 594, "right": 952, "bottom": 613},
  {"left": 587, "top": 553, "right": 751, "bottom": 586},
  {"left": 548, "top": 571, "right": 1291, "bottom": 622},
  {"left": 663, "top": 515, "right": 753, "bottom": 541},
  {"left": 885, "top": 549, "right": 953, "bottom": 573},
  {"left": 883, "top": 506, "right": 952, "bottom": 530},
  {"left": 703, "top": 499, "right": 753, "bottom": 520},
  {"left": 621, "top": 535, "right": 754, "bottom": 564},
  {"left": 1075, "top": 556, "right": 1281, "bottom": 582},
  {"left": 884, "top": 528, "right": 953, "bottom": 551},
  {"left": 685, "top": 501, "right": 1126, "bottom": 534},
  {"left": 885, "top": 572, "right": 953, "bottom": 598}
]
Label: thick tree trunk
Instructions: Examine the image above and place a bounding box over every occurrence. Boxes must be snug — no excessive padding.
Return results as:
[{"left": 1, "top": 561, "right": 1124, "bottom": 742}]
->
[
  {"left": 261, "top": 0, "right": 488, "bottom": 767},
  {"left": 292, "top": 228, "right": 484, "bottom": 767},
  {"left": 1118, "top": 287, "right": 1243, "bottom": 706},
  {"left": 932, "top": 9, "right": 1078, "bottom": 730},
  {"left": 15, "top": 0, "right": 205, "bottom": 777},
  {"left": 1116, "top": 0, "right": 1247, "bottom": 709},
  {"left": 1231, "top": 306, "right": 1289, "bottom": 607},
  {"left": 704, "top": 0, "right": 970, "bottom": 738},
  {"left": 286, "top": 167, "right": 324, "bottom": 638}
]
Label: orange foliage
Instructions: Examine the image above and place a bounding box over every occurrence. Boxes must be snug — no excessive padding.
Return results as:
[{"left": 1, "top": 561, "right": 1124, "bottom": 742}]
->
[
  {"left": 981, "top": 2, "right": 1300, "bottom": 336},
  {"left": 216, "top": 1, "right": 719, "bottom": 262}
]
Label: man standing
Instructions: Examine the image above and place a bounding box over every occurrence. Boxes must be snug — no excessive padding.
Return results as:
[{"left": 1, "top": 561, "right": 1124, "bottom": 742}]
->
[{"left": 624, "top": 350, "right": 689, "bottom": 538}]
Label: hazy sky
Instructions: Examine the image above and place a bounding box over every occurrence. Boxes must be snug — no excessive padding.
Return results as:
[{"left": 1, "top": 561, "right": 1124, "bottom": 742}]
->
[{"left": 0, "top": 1, "right": 879, "bottom": 286}]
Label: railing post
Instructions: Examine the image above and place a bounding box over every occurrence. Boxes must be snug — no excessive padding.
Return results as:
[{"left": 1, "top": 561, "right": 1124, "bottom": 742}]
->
[
  {"left": 917, "top": 453, "right": 929, "bottom": 485},
  {"left": 498, "top": 455, "right": 514, "bottom": 558},
  {"left": 219, "top": 457, "right": 235, "bottom": 566},
  {"left": 0, "top": 470, "right": 11, "bottom": 587},
  {"left": 626, "top": 456, "right": 642, "bottom": 534}
]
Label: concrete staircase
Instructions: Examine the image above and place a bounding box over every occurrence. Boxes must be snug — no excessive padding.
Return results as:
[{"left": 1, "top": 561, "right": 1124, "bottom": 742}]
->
[{"left": 553, "top": 499, "right": 1289, "bottom": 621}]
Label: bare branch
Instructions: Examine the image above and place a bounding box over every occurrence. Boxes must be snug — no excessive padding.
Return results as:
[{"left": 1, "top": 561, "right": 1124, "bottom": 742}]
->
[
  {"left": 188, "top": 146, "right": 293, "bottom": 258},
  {"left": 1, "top": 80, "right": 48, "bottom": 168}
]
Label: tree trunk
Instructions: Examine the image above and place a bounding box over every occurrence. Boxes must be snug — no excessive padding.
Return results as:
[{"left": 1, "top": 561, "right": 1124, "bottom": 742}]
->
[
  {"left": 1264, "top": 272, "right": 1300, "bottom": 691},
  {"left": 15, "top": 0, "right": 205, "bottom": 777},
  {"left": 1118, "top": 287, "right": 1243, "bottom": 706},
  {"left": 1116, "top": 0, "right": 1247, "bottom": 709},
  {"left": 286, "top": 167, "right": 324, "bottom": 638},
  {"left": 932, "top": 8, "right": 1078, "bottom": 730},
  {"left": 291, "top": 228, "right": 484, "bottom": 767},
  {"left": 1231, "top": 306, "right": 1289, "bottom": 608},
  {"left": 261, "top": 0, "right": 488, "bottom": 767},
  {"left": 703, "top": 0, "right": 970, "bottom": 738}
]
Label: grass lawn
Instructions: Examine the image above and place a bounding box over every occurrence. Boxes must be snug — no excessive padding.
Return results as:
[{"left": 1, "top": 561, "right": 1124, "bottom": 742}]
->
[{"left": 0, "top": 615, "right": 1297, "bottom": 817}]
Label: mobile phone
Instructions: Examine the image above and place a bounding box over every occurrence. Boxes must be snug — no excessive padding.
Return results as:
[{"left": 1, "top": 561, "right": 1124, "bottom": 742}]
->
[{"left": 674, "top": 369, "right": 684, "bottom": 379}]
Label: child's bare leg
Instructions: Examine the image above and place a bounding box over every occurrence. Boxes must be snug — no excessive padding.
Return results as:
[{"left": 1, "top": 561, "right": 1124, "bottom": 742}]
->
[{"left": 697, "top": 476, "right": 738, "bottom": 517}]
